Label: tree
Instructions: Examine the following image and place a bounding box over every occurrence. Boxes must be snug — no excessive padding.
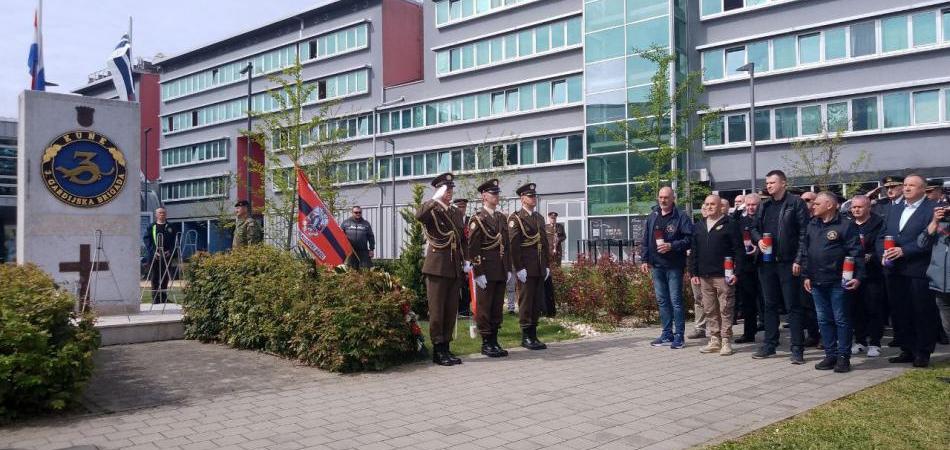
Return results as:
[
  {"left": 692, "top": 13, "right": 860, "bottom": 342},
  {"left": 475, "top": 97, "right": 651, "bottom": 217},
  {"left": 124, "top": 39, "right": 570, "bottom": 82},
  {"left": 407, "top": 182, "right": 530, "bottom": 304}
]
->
[
  {"left": 244, "top": 60, "right": 351, "bottom": 249},
  {"left": 397, "top": 183, "right": 428, "bottom": 317},
  {"left": 598, "top": 46, "right": 719, "bottom": 213},
  {"left": 453, "top": 132, "right": 529, "bottom": 207},
  {"left": 783, "top": 126, "right": 869, "bottom": 193}
]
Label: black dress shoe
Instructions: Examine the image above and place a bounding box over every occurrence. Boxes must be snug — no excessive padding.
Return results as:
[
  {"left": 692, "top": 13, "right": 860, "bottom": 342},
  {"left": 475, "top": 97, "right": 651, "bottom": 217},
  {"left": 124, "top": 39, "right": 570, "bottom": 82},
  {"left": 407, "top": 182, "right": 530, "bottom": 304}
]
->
[
  {"left": 446, "top": 350, "right": 462, "bottom": 365},
  {"left": 433, "top": 344, "right": 454, "bottom": 366},
  {"left": 490, "top": 334, "right": 509, "bottom": 357},
  {"left": 833, "top": 356, "right": 851, "bottom": 373},
  {"left": 734, "top": 336, "right": 755, "bottom": 344},
  {"left": 888, "top": 352, "right": 914, "bottom": 363},
  {"left": 815, "top": 356, "right": 836, "bottom": 370},
  {"left": 912, "top": 356, "right": 930, "bottom": 368},
  {"left": 481, "top": 337, "right": 503, "bottom": 358}
]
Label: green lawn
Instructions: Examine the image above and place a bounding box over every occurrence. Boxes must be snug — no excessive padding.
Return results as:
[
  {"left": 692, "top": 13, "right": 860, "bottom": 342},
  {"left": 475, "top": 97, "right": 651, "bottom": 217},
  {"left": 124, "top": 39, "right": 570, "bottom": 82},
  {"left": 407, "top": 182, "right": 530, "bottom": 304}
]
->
[
  {"left": 420, "top": 316, "right": 579, "bottom": 356},
  {"left": 711, "top": 362, "right": 950, "bottom": 450},
  {"left": 139, "top": 286, "right": 184, "bottom": 303}
]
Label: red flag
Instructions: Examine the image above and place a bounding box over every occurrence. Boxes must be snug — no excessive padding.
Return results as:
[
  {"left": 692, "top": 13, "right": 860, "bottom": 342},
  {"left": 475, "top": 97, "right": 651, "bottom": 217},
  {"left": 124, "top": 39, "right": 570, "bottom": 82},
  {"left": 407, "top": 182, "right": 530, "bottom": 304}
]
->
[{"left": 296, "top": 167, "right": 353, "bottom": 267}]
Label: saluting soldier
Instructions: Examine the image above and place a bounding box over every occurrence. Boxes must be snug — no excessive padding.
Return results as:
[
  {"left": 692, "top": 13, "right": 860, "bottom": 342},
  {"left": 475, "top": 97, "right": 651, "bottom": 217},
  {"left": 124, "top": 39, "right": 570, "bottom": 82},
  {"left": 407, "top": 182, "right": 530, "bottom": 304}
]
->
[
  {"left": 508, "top": 182, "right": 551, "bottom": 350},
  {"left": 467, "top": 179, "right": 511, "bottom": 358},
  {"left": 416, "top": 172, "right": 470, "bottom": 366}
]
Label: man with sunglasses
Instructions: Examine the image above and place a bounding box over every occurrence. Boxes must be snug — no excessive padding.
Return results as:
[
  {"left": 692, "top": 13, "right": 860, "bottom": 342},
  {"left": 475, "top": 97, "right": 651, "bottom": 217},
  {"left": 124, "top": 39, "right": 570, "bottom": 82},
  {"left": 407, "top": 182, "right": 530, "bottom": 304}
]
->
[{"left": 341, "top": 206, "right": 375, "bottom": 269}]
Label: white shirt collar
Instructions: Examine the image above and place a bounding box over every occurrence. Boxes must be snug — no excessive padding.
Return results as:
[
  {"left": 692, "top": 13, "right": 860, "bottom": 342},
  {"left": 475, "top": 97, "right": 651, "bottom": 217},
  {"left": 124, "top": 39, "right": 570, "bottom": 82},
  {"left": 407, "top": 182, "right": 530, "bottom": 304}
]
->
[{"left": 905, "top": 197, "right": 924, "bottom": 209}]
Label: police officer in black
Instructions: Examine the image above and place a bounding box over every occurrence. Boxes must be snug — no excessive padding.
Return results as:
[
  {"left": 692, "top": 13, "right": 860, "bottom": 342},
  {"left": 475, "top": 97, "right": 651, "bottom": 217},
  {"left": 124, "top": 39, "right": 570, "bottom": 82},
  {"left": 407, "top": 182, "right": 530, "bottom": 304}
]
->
[{"left": 143, "top": 206, "right": 176, "bottom": 304}]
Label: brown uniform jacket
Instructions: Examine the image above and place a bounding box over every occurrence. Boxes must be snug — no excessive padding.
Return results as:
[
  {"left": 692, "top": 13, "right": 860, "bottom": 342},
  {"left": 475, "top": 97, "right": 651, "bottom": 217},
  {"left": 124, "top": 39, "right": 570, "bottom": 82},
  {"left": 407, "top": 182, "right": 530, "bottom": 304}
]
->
[
  {"left": 416, "top": 199, "right": 466, "bottom": 278},
  {"left": 467, "top": 208, "right": 510, "bottom": 281},
  {"left": 508, "top": 208, "right": 550, "bottom": 277},
  {"left": 545, "top": 222, "right": 566, "bottom": 266}
]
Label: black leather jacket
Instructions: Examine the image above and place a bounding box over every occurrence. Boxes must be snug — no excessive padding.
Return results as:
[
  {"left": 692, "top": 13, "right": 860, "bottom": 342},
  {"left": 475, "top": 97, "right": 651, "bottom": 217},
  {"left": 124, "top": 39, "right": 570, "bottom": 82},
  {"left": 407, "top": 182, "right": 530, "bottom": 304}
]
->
[{"left": 749, "top": 192, "right": 809, "bottom": 264}]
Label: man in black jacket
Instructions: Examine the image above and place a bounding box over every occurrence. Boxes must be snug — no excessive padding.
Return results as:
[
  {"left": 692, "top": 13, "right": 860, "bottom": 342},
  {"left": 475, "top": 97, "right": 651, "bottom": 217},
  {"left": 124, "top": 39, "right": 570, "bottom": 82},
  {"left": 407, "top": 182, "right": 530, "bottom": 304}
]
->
[
  {"left": 143, "top": 207, "right": 177, "bottom": 304},
  {"left": 877, "top": 174, "right": 938, "bottom": 367},
  {"left": 341, "top": 206, "right": 375, "bottom": 269},
  {"left": 750, "top": 170, "right": 810, "bottom": 363},
  {"left": 690, "top": 195, "right": 744, "bottom": 356},
  {"left": 735, "top": 193, "right": 762, "bottom": 343},
  {"left": 848, "top": 195, "right": 886, "bottom": 357},
  {"left": 801, "top": 192, "right": 864, "bottom": 373}
]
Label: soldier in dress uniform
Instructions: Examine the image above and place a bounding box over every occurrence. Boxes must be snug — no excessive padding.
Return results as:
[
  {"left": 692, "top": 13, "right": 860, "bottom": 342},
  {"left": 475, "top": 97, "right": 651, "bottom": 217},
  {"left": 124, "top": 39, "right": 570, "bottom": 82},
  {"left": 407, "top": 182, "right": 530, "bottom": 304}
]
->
[
  {"left": 543, "top": 211, "right": 566, "bottom": 317},
  {"left": 467, "top": 179, "right": 511, "bottom": 358},
  {"left": 453, "top": 197, "right": 473, "bottom": 317},
  {"left": 508, "top": 182, "right": 551, "bottom": 350},
  {"left": 416, "top": 172, "right": 470, "bottom": 366},
  {"left": 871, "top": 175, "right": 905, "bottom": 218}
]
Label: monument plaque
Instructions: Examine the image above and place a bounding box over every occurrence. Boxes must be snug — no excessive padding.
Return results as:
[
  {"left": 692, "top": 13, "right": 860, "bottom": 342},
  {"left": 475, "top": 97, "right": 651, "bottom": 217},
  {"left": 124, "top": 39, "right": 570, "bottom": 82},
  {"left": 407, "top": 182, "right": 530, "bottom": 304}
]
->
[{"left": 17, "top": 91, "right": 140, "bottom": 315}]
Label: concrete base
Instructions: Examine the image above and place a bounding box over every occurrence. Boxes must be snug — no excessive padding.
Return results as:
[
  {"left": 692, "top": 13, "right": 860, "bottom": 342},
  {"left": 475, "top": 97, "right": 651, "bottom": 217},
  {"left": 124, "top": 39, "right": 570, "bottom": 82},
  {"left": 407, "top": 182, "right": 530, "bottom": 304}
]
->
[{"left": 96, "top": 304, "right": 184, "bottom": 346}]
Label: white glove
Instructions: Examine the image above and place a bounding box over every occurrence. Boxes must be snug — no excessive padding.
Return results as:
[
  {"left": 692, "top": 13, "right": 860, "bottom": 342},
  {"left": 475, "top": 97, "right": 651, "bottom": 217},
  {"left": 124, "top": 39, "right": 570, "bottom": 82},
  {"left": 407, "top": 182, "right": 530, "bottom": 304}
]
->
[
  {"left": 507, "top": 272, "right": 512, "bottom": 283},
  {"left": 462, "top": 260, "right": 473, "bottom": 274},
  {"left": 516, "top": 269, "right": 527, "bottom": 283},
  {"left": 431, "top": 185, "right": 448, "bottom": 202},
  {"left": 545, "top": 268, "right": 550, "bottom": 280},
  {"left": 475, "top": 275, "right": 487, "bottom": 289}
]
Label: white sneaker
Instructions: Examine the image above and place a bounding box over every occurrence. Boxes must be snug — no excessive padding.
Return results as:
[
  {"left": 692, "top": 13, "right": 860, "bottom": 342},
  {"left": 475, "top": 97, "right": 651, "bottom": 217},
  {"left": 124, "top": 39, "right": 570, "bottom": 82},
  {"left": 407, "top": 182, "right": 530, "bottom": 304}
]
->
[
  {"left": 851, "top": 343, "right": 866, "bottom": 354},
  {"left": 867, "top": 345, "right": 881, "bottom": 357}
]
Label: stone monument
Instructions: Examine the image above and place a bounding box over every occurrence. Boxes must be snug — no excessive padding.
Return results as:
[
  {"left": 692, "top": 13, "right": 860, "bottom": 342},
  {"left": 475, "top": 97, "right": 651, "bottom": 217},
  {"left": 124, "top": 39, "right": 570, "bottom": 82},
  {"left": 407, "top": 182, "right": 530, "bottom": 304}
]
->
[{"left": 17, "top": 91, "right": 140, "bottom": 315}]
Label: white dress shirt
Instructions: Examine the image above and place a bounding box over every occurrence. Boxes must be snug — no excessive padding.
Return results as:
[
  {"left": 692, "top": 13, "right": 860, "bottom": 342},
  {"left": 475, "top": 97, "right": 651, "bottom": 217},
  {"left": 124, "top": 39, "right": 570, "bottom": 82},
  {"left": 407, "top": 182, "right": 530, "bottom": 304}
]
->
[{"left": 898, "top": 197, "right": 924, "bottom": 231}]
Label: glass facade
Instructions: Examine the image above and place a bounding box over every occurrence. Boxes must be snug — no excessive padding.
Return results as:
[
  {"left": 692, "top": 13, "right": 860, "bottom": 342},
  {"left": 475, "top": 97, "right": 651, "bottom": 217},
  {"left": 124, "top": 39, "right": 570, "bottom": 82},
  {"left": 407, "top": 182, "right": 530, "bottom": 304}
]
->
[{"left": 584, "top": 0, "right": 678, "bottom": 239}]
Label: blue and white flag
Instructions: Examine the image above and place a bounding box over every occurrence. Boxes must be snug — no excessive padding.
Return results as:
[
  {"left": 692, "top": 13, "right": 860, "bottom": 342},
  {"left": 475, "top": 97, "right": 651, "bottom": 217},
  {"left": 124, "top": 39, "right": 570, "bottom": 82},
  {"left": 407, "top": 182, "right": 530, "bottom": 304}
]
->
[
  {"left": 107, "top": 34, "right": 136, "bottom": 101},
  {"left": 27, "top": 0, "right": 45, "bottom": 91}
]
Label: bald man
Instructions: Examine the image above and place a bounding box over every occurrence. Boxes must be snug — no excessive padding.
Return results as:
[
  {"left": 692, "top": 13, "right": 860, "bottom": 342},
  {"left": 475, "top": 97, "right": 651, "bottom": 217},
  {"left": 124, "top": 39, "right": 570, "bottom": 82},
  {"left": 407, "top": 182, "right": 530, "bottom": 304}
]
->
[{"left": 641, "top": 187, "right": 694, "bottom": 349}]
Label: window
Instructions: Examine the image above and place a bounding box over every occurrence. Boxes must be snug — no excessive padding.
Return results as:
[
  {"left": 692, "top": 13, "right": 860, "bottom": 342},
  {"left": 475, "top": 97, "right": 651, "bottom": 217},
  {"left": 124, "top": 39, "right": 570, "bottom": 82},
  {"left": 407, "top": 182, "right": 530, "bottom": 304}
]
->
[
  {"left": 628, "top": 0, "right": 668, "bottom": 22},
  {"left": 826, "top": 102, "right": 849, "bottom": 132},
  {"left": 567, "top": 17, "right": 583, "bottom": 45},
  {"left": 537, "top": 138, "right": 552, "bottom": 163},
  {"left": 701, "top": 0, "right": 721, "bottom": 16},
  {"left": 774, "top": 107, "right": 798, "bottom": 139},
  {"left": 772, "top": 36, "right": 796, "bottom": 70},
  {"left": 569, "top": 135, "right": 583, "bottom": 159},
  {"left": 518, "top": 30, "right": 533, "bottom": 57},
  {"left": 505, "top": 89, "right": 519, "bottom": 112},
  {"left": 754, "top": 110, "right": 771, "bottom": 141},
  {"left": 851, "top": 96, "right": 878, "bottom": 131},
  {"left": 552, "top": 137, "right": 568, "bottom": 161},
  {"left": 705, "top": 118, "right": 724, "bottom": 146},
  {"left": 850, "top": 21, "right": 876, "bottom": 57},
  {"left": 883, "top": 92, "right": 910, "bottom": 128},
  {"left": 586, "top": 27, "right": 625, "bottom": 63},
  {"left": 536, "top": 82, "right": 551, "bottom": 108},
  {"left": 727, "top": 114, "right": 746, "bottom": 143},
  {"left": 535, "top": 25, "right": 550, "bottom": 52},
  {"left": 552, "top": 80, "right": 567, "bottom": 104},
  {"left": 882, "top": 16, "right": 908, "bottom": 52},
  {"left": 944, "top": 9, "right": 950, "bottom": 42},
  {"left": 800, "top": 105, "right": 821, "bottom": 135},
  {"left": 912, "top": 11, "right": 937, "bottom": 47},
  {"left": 586, "top": 0, "right": 625, "bottom": 33},
  {"left": 703, "top": 49, "right": 724, "bottom": 81},
  {"left": 723, "top": 0, "right": 743, "bottom": 12},
  {"left": 627, "top": 85, "right": 651, "bottom": 117},
  {"left": 504, "top": 35, "right": 517, "bottom": 60},
  {"left": 913, "top": 90, "right": 939, "bottom": 124},
  {"left": 747, "top": 41, "right": 769, "bottom": 72},
  {"left": 823, "top": 27, "right": 847, "bottom": 60},
  {"left": 627, "top": 16, "right": 669, "bottom": 52},
  {"left": 519, "top": 85, "right": 534, "bottom": 111},
  {"left": 587, "top": 59, "right": 625, "bottom": 93},
  {"left": 798, "top": 33, "right": 820, "bottom": 64},
  {"left": 520, "top": 140, "right": 535, "bottom": 165},
  {"left": 628, "top": 54, "right": 658, "bottom": 86},
  {"left": 725, "top": 47, "right": 746, "bottom": 76},
  {"left": 587, "top": 153, "right": 627, "bottom": 185}
]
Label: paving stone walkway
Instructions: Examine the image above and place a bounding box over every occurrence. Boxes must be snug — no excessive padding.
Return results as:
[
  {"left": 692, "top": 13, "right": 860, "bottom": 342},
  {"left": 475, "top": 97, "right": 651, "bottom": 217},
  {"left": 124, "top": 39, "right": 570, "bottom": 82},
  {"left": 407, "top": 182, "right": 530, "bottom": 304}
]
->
[{"left": 2, "top": 326, "right": 944, "bottom": 450}]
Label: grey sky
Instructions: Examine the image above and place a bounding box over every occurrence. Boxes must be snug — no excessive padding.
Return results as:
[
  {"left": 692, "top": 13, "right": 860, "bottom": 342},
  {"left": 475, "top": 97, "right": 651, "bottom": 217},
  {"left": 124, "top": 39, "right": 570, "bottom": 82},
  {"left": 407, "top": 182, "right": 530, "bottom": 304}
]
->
[{"left": 0, "top": 0, "right": 324, "bottom": 118}]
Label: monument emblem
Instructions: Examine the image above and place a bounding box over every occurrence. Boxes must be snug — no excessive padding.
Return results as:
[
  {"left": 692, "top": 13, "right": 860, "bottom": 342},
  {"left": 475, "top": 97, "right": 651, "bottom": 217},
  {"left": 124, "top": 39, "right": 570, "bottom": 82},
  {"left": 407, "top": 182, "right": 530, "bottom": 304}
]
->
[{"left": 41, "top": 130, "right": 127, "bottom": 207}]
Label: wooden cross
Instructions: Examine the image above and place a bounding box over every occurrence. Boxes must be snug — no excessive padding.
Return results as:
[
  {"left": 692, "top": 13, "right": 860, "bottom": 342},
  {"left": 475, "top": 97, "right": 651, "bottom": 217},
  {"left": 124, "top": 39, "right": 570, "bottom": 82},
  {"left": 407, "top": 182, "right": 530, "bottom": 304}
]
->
[{"left": 59, "top": 244, "right": 110, "bottom": 307}]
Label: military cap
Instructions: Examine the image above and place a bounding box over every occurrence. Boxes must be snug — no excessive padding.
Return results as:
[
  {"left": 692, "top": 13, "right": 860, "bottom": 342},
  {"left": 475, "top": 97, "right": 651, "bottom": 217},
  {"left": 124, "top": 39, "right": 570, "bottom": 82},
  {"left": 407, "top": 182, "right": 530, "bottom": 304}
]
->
[
  {"left": 452, "top": 198, "right": 469, "bottom": 205},
  {"left": 431, "top": 172, "right": 456, "bottom": 188},
  {"left": 925, "top": 178, "right": 942, "bottom": 192},
  {"left": 881, "top": 175, "right": 904, "bottom": 187},
  {"left": 477, "top": 178, "right": 501, "bottom": 194},
  {"left": 548, "top": 211, "right": 559, "bottom": 218},
  {"left": 234, "top": 200, "right": 250, "bottom": 207},
  {"left": 516, "top": 182, "right": 537, "bottom": 197}
]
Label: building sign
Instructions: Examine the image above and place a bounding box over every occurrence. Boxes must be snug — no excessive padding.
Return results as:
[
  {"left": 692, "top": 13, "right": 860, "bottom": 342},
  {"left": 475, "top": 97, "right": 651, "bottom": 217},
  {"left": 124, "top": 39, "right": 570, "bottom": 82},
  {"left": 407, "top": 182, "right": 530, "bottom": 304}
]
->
[{"left": 41, "top": 131, "right": 127, "bottom": 207}]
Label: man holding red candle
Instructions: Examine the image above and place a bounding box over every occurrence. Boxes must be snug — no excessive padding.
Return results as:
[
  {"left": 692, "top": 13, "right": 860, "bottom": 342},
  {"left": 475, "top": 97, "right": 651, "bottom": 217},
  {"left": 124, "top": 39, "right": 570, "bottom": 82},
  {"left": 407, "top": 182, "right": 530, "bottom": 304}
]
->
[
  {"left": 735, "top": 193, "right": 762, "bottom": 343},
  {"left": 848, "top": 195, "right": 886, "bottom": 358},
  {"left": 801, "top": 192, "right": 864, "bottom": 373},
  {"left": 877, "top": 175, "right": 938, "bottom": 367},
  {"left": 690, "top": 195, "right": 744, "bottom": 356}
]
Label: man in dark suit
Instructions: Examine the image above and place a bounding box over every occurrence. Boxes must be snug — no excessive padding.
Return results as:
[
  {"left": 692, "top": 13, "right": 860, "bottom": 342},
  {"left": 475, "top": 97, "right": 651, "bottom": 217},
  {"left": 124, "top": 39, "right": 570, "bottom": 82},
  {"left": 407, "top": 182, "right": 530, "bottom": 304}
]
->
[
  {"left": 877, "top": 174, "right": 938, "bottom": 367},
  {"left": 509, "top": 182, "right": 551, "bottom": 350},
  {"left": 416, "top": 173, "right": 469, "bottom": 366}
]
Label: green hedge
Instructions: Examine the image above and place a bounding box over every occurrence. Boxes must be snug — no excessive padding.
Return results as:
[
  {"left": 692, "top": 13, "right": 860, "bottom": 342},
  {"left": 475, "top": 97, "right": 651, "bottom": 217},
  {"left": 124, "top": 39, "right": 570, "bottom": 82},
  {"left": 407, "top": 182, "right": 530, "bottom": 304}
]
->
[
  {"left": 183, "top": 245, "right": 422, "bottom": 372},
  {"left": 0, "top": 264, "right": 100, "bottom": 422}
]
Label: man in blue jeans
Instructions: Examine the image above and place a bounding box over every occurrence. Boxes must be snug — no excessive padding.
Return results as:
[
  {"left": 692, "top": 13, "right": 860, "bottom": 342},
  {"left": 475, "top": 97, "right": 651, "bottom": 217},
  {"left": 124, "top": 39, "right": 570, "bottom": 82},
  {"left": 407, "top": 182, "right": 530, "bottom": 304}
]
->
[
  {"left": 801, "top": 192, "right": 863, "bottom": 373},
  {"left": 640, "top": 186, "right": 693, "bottom": 349},
  {"left": 750, "top": 170, "right": 810, "bottom": 364}
]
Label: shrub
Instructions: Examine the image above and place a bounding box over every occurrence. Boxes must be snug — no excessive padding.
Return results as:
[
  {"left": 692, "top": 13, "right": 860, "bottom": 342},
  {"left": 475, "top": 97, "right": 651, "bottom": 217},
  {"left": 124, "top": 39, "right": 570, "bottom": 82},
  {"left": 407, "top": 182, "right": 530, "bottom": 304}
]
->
[
  {"left": 396, "top": 183, "right": 428, "bottom": 317},
  {"left": 555, "top": 255, "right": 658, "bottom": 326},
  {"left": 0, "top": 264, "right": 99, "bottom": 422},
  {"left": 183, "top": 246, "right": 422, "bottom": 372}
]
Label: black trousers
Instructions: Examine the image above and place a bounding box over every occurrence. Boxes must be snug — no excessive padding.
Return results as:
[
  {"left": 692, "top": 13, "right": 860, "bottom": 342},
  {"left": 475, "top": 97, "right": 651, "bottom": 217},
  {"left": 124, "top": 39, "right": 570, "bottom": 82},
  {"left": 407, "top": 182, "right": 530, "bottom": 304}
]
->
[
  {"left": 851, "top": 276, "right": 885, "bottom": 347},
  {"left": 346, "top": 250, "right": 372, "bottom": 269},
  {"left": 542, "top": 276, "right": 557, "bottom": 317},
  {"left": 885, "top": 274, "right": 939, "bottom": 357},
  {"left": 736, "top": 269, "right": 760, "bottom": 339},
  {"left": 759, "top": 262, "right": 804, "bottom": 352},
  {"left": 149, "top": 254, "right": 171, "bottom": 304}
]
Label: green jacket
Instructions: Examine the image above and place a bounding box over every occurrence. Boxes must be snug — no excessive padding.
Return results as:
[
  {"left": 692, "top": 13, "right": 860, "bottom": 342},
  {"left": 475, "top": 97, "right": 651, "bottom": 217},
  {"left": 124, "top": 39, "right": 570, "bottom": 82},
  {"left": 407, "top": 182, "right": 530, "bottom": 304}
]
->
[{"left": 233, "top": 217, "right": 262, "bottom": 248}]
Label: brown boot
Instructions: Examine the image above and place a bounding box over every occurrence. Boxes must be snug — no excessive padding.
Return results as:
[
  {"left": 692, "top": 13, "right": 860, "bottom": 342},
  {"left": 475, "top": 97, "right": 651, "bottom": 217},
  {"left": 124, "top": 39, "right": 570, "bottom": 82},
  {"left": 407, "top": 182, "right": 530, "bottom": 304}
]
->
[
  {"left": 700, "top": 337, "right": 721, "bottom": 354},
  {"left": 720, "top": 339, "right": 734, "bottom": 356}
]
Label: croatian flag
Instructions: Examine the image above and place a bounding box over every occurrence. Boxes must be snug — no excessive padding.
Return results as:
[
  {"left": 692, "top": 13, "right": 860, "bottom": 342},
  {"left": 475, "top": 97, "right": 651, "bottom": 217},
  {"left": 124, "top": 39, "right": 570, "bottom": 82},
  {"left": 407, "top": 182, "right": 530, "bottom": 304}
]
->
[
  {"left": 296, "top": 167, "right": 352, "bottom": 267},
  {"left": 27, "top": 0, "right": 45, "bottom": 91},
  {"left": 107, "top": 34, "right": 136, "bottom": 101}
]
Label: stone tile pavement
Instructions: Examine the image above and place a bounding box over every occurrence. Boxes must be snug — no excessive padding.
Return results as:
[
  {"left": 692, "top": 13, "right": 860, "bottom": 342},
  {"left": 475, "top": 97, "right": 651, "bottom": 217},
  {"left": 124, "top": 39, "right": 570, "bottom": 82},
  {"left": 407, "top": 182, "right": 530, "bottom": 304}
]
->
[{"left": 2, "top": 326, "right": 945, "bottom": 450}]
